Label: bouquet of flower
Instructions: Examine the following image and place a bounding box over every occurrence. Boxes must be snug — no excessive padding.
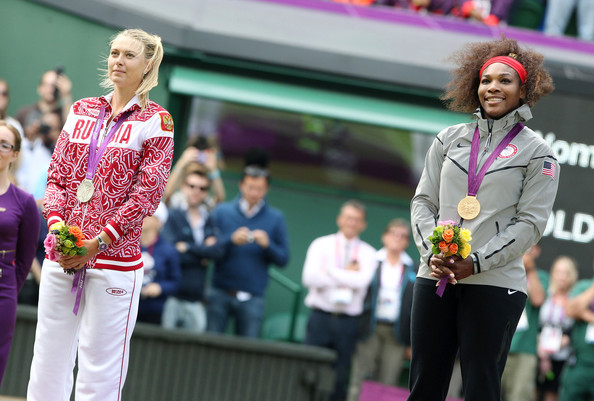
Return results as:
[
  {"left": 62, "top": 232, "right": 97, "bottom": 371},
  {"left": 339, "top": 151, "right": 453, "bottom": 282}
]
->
[
  {"left": 428, "top": 220, "right": 472, "bottom": 297},
  {"left": 44, "top": 221, "right": 87, "bottom": 274}
]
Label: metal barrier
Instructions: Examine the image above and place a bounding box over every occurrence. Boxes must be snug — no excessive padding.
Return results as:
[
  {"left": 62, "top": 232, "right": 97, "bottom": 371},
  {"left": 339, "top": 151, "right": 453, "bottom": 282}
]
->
[
  {"left": 267, "top": 268, "right": 305, "bottom": 343},
  {"left": 1, "top": 305, "right": 336, "bottom": 401}
]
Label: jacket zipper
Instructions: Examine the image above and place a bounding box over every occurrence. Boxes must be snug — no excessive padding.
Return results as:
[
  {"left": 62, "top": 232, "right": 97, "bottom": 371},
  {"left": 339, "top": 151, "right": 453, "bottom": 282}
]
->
[{"left": 479, "top": 119, "right": 494, "bottom": 165}]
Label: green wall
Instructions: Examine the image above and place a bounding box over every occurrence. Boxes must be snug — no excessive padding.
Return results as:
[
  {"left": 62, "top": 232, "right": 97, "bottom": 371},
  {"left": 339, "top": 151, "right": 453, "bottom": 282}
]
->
[{"left": 0, "top": 0, "right": 170, "bottom": 118}]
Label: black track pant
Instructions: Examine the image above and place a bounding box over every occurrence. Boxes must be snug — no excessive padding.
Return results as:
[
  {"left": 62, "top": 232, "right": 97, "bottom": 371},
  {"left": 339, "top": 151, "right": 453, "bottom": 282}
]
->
[{"left": 407, "top": 278, "right": 526, "bottom": 401}]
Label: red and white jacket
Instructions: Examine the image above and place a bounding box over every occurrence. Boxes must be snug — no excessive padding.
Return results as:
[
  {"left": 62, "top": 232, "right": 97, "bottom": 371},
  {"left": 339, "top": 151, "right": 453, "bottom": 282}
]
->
[{"left": 44, "top": 94, "right": 174, "bottom": 271}]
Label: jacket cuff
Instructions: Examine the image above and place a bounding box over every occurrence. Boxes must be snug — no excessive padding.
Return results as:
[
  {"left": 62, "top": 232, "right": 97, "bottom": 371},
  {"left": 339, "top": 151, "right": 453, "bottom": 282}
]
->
[
  {"left": 104, "top": 221, "right": 123, "bottom": 243},
  {"left": 47, "top": 213, "right": 63, "bottom": 229},
  {"left": 471, "top": 252, "right": 481, "bottom": 274}
]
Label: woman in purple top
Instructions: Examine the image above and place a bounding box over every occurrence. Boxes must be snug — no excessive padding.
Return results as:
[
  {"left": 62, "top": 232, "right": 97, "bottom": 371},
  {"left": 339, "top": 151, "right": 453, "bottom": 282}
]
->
[{"left": 0, "top": 120, "right": 40, "bottom": 385}]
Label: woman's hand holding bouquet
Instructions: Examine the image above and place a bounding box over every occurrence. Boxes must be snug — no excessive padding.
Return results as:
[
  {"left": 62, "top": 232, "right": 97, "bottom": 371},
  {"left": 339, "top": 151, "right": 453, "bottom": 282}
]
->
[
  {"left": 44, "top": 221, "right": 94, "bottom": 275},
  {"left": 428, "top": 220, "right": 473, "bottom": 297}
]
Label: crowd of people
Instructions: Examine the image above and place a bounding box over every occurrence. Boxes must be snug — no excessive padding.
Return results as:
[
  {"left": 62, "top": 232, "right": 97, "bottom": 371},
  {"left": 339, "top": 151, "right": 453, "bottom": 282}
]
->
[
  {"left": 1, "top": 28, "right": 593, "bottom": 401},
  {"left": 330, "top": 0, "right": 594, "bottom": 41}
]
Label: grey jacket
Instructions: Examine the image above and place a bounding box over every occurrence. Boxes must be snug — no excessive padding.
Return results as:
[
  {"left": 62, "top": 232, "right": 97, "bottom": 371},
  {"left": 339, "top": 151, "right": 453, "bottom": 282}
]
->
[{"left": 411, "top": 104, "right": 559, "bottom": 294}]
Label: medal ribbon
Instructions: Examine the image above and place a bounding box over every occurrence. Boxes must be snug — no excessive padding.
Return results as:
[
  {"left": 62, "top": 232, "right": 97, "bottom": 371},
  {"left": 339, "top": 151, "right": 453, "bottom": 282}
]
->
[
  {"left": 71, "top": 267, "right": 86, "bottom": 315},
  {"left": 467, "top": 123, "right": 524, "bottom": 196},
  {"left": 85, "top": 105, "right": 133, "bottom": 180}
]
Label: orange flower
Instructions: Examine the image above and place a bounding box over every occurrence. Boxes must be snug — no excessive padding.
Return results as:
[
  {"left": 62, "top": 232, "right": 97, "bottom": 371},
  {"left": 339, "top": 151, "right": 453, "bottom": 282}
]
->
[
  {"left": 76, "top": 239, "right": 84, "bottom": 248},
  {"left": 69, "top": 226, "right": 83, "bottom": 239},
  {"left": 439, "top": 241, "right": 449, "bottom": 253},
  {"left": 449, "top": 243, "right": 459, "bottom": 255},
  {"left": 442, "top": 228, "right": 454, "bottom": 243}
]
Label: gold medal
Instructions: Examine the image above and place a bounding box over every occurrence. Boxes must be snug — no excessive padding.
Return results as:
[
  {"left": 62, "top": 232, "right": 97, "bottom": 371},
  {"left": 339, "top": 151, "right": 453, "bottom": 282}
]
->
[
  {"left": 76, "top": 179, "right": 95, "bottom": 203},
  {"left": 457, "top": 195, "right": 480, "bottom": 220}
]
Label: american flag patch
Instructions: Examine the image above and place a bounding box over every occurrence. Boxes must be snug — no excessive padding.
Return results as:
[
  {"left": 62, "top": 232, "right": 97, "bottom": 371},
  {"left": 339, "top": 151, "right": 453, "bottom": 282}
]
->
[{"left": 542, "top": 161, "right": 555, "bottom": 178}]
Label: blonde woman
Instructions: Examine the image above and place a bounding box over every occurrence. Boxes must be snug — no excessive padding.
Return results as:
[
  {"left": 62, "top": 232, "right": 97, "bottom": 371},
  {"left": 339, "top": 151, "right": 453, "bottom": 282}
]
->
[
  {"left": 27, "top": 29, "right": 174, "bottom": 401},
  {"left": 537, "top": 256, "right": 578, "bottom": 401}
]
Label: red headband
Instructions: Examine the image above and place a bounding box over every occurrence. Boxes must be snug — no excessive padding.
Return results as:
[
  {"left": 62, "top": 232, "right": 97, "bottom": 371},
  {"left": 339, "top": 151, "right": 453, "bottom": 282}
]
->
[{"left": 479, "top": 56, "right": 527, "bottom": 84}]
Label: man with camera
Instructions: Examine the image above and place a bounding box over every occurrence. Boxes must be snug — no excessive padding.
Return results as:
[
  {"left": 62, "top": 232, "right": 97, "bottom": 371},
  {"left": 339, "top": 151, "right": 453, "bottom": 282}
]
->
[
  {"left": 206, "top": 149, "right": 290, "bottom": 338},
  {"left": 15, "top": 68, "right": 72, "bottom": 194}
]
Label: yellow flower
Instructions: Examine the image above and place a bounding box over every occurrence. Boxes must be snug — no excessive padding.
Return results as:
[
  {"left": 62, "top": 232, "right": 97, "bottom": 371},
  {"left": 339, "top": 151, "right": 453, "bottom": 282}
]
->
[
  {"left": 50, "top": 221, "right": 66, "bottom": 231},
  {"left": 460, "top": 242, "right": 472, "bottom": 259},
  {"left": 459, "top": 228, "right": 472, "bottom": 243}
]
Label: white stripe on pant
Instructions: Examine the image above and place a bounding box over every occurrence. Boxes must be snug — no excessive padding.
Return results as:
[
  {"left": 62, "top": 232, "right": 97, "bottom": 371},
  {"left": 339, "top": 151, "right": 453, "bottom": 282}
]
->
[{"left": 27, "top": 260, "right": 142, "bottom": 401}]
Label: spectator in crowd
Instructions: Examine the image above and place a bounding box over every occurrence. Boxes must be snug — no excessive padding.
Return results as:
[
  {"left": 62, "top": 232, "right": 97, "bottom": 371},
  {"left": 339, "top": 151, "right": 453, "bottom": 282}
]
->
[
  {"left": 501, "top": 244, "right": 547, "bottom": 401},
  {"left": 0, "top": 79, "right": 24, "bottom": 138},
  {"left": 459, "top": 0, "right": 519, "bottom": 26},
  {"left": 15, "top": 68, "right": 72, "bottom": 135},
  {"left": 31, "top": 110, "right": 63, "bottom": 203},
  {"left": 38, "top": 110, "right": 62, "bottom": 153},
  {"left": 207, "top": 148, "right": 289, "bottom": 338},
  {"left": 161, "top": 170, "right": 221, "bottom": 333},
  {"left": 560, "top": 259, "right": 594, "bottom": 401},
  {"left": 537, "top": 256, "right": 578, "bottom": 401},
  {"left": 347, "top": 218, "right": 416, "bottom": 401},
  {"left": 543, "top": 0, "right": 594, "bottom": 41},
  {"left": 395, "top": 0, "right": 459, "bottom": 14},
  {"left": 409, "top": 36, "right": 557, "bottom": 401},
  {"left": 302, "top": 200, "right": 377, "bottom": 401},
  {"left": 14, "top": 111, "right": 52, "bottom": 195},
  {"left": 27, "top": 28, "right": 173, "bottom": 401},
  {"left": 137, "top": 203, "right": 182, "bottom": 325},
  {"left": 0, "top": 121, "right": 40, "bottom": 386},
  {"left": 15, "top": 69, "right": 72, "bottom": 194},
  {"left": 163, "top": 135, "right": 225, "bottom": 210}
]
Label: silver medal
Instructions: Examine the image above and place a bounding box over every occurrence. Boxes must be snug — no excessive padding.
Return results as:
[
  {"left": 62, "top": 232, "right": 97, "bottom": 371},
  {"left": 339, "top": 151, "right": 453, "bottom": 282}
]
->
[{"left": 76, "top": 179, "right": 95, "bottom": 203}]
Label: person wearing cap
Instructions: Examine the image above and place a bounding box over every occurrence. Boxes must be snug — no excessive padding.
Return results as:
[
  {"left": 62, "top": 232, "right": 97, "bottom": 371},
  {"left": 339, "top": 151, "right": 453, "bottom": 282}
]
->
[
  {"left": 137, "top": 203, "right": 182, "bottom": 325},
  {"left": 408, "top": 37, "right": 558, "bottom": 401},
  {"left": 206, "top": 154, "right": 289, "bottom": 338}
]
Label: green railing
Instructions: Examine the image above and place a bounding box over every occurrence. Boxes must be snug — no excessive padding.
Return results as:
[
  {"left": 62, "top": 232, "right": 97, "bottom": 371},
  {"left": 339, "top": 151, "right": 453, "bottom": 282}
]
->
[{"left": 267, "top": 268, "right": 305, "bottom": 343}]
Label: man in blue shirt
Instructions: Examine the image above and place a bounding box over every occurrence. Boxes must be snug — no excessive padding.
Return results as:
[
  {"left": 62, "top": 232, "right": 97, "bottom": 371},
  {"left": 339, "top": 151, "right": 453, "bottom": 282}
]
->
[{"left": 207, "top": 160, "right": 289, "bottom": 338}]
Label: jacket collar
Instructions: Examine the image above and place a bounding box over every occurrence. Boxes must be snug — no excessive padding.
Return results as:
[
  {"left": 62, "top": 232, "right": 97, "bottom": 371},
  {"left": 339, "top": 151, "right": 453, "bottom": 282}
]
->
[
  {"left": 100, "top": 92, "right": 141, "bottom": 116},
  {"left": 473, "top": 104, "right": 532, "bottom": 137}
]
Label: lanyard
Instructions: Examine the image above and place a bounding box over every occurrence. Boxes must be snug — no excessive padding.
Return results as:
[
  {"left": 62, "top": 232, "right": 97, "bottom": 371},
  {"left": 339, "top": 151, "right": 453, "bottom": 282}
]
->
[
  {"left": 467, "top": 123, "right": 524, "bottom": 196},
  {"left": 335, "top": 234, "right": 360, "bottom": 269},
  {"left": 85, "top": 105, "right": 133, "bottom": 181},
  {"left": 378, "top": 259, "right": 405, "bottom": 290}
]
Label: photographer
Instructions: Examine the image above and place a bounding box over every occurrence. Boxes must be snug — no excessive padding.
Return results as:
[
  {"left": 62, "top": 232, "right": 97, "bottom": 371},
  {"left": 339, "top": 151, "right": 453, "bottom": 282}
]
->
[
  {"left": 15, "top": 69, "right": 72, "bottom": 194},
  {"left": 206, "top": 148, "right": 290, "bottom": 338},
  {"left": 16, "top": 68, "right": 72, "bottom": 139},
  {"left": 163, "top": 135, "right": 225, "bottom": 209}
]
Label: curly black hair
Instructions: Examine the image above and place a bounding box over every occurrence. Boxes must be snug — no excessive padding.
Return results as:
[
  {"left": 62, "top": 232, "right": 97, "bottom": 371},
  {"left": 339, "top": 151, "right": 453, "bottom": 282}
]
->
[{"left": 440, "top": 36, "right": 554, "bottom": 113}]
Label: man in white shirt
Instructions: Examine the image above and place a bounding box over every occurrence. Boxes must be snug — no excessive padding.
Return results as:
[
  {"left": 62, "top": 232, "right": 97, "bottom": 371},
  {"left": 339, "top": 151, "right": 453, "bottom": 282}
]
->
[
  {"left": 302, "top": 200, "right": 377, "bottom": 401},
  {"left": 347, "top": 218, "right": 416, "bottom": 401}
]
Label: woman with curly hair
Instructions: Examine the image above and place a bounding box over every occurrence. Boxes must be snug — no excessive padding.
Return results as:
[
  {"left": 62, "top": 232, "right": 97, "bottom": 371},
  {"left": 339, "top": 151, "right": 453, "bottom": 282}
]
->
[{"left": 408, "top": 36, "right": 558, "bottom": 401}]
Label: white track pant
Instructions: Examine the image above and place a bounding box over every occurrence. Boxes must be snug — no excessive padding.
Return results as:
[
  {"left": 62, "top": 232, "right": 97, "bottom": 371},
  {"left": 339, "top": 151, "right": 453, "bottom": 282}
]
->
[{"left": 27, "top": 260, "right": 142, "bottom": 401}]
